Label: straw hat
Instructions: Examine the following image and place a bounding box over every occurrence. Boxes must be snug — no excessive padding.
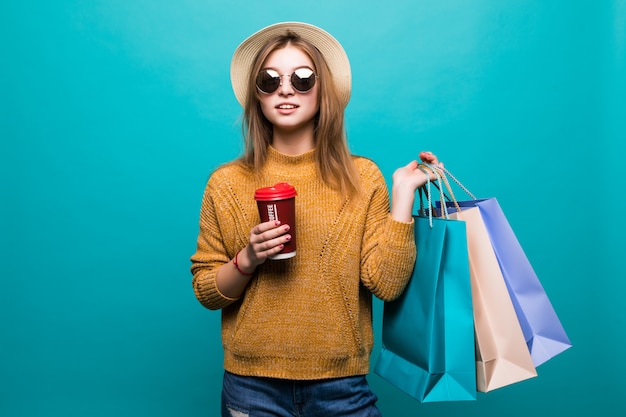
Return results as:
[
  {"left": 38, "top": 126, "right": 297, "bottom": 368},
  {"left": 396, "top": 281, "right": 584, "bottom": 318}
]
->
[{"left": 230, "top": 22, "right": 352, "bottom": 108}]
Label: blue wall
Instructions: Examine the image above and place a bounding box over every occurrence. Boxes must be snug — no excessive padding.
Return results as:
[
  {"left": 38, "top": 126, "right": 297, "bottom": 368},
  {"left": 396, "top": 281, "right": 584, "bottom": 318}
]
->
[{"left": 2, "top": 1, "right": 624, "bottom": 415}]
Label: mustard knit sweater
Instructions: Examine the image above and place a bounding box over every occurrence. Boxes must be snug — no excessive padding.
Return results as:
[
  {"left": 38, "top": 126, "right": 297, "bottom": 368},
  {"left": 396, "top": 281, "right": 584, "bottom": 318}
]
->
[{"left": 190, "top": 146, "right": 416, "bottom": 380}]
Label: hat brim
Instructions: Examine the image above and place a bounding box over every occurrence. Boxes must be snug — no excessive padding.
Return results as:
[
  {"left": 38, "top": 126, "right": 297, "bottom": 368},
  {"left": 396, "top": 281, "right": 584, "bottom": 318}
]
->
[{"left": 230, "top": 22, "right": 351, "bottom": 108}]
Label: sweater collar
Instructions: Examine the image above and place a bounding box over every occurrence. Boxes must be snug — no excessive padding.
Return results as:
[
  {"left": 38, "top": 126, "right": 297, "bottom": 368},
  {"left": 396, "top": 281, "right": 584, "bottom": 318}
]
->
[{"left": 263, "top": 145, "right": 317, "bottom": 178}]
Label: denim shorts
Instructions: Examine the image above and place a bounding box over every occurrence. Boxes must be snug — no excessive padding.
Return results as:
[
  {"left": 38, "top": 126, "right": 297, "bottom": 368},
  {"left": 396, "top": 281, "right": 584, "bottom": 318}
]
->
[{"left": 221, "top": 371, "right": 383, "bottom": 417}]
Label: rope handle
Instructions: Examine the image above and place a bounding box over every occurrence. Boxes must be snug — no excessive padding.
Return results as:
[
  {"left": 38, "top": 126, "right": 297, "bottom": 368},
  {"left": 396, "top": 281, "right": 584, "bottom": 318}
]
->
[
  {"left": 417, "top": 164, "right": 452, "bottom": 227},
  {"left": 416, "top": 166, "right": 435, "bottom": 227},
  {"left": 439, "top": 166, "right": 476, "bottom": 200},
  {"left": 417, "top": 163, "right": 470, "bottom": 225},
  {"left": 422, "top": 164, "right": 463, "bottom": 215}
]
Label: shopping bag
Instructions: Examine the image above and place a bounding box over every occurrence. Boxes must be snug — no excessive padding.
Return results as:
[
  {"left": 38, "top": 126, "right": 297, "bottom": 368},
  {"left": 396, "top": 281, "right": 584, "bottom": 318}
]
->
[
  {"left": 374, "top": 177, "right": 476, "bottom": 402},
  {"left": 437, "top": 169, "right": 572, "bottom": 367},
  {"left": 453, "top": 198, "right": 571, "bottom": 366},
  {"left": 411, "top": 164, "right": 536, "bottom": 392},
  {"left": 449, "top": 206, "right": 537, "bottom": 392}
]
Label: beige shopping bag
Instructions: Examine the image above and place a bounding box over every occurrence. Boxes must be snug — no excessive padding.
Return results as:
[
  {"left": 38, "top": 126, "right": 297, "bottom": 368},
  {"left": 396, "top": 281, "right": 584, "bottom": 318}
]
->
[{"left": 450, "top": 207, "right": 537, "bottom": 392}]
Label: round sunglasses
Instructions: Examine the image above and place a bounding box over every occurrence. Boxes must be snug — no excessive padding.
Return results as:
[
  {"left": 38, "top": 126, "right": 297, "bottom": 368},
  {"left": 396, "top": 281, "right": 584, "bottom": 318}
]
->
[{"left": 256, "top": 67, "right": 317, "bottom": 94}]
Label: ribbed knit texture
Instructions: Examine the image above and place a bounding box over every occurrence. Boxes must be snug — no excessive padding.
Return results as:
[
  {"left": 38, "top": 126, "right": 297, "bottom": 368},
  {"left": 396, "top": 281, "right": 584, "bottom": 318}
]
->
[{"left": 191, "top": 146, "right": 416, "bottom": 380}]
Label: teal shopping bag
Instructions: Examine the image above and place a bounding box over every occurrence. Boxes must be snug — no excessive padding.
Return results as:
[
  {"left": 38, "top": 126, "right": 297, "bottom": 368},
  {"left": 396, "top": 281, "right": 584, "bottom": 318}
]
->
[{"left": 374, "top": 214, "right": 476, "bottom": 402}]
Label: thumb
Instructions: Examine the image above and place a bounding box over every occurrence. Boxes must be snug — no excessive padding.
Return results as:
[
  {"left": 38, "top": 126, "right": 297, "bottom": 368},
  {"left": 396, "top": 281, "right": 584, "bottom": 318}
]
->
[{"left": 406, "top": 160, "right": 419, "bottom": 169}]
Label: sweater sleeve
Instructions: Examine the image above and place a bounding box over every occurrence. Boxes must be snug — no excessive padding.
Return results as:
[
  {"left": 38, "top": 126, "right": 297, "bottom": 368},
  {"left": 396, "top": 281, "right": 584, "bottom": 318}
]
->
[
  {"left": 190, "top": 176, "right": 241, "bottom": 310},
  {"left": 358, "top": 161, "right": 417, "bottom": 301}
]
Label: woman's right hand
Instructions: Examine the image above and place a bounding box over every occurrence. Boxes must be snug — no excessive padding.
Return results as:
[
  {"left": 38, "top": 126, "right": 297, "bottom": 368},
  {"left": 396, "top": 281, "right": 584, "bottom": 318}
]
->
[
  {"left": 241, "top": 220, "right": 292, "bottom": 269},
  {"left": 215, "top": 220, "right": 292, "bottom": 298}
]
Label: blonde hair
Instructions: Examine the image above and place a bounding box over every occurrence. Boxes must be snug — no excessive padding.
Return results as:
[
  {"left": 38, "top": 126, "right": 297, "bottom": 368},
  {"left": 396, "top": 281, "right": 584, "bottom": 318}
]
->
[{"left": 240, "top": 32, "right": 361, "bottom": 197}]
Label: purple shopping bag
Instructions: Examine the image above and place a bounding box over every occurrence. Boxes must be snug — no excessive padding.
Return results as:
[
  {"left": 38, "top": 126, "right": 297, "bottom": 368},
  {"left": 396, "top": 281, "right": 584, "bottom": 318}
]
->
[{"left": 458, "top": 198, "right": 571, "bottom": 366}]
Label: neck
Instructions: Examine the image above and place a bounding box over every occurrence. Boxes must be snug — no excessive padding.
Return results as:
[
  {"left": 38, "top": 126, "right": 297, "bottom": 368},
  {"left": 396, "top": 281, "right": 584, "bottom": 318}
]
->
[{"left": 271, "top": 123, "right": 315, "bottom": 155}]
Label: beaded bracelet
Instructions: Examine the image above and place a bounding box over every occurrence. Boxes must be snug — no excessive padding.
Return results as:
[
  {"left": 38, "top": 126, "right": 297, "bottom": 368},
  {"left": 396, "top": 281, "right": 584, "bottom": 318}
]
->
[{"left": 233, "top": 250, "right": 254, "bottom": 276}]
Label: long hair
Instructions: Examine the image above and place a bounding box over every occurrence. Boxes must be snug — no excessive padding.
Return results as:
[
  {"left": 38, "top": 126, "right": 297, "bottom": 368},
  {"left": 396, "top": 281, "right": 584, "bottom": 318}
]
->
[{"left": 240, "top": 32, "right": 361, "bottom": 198}]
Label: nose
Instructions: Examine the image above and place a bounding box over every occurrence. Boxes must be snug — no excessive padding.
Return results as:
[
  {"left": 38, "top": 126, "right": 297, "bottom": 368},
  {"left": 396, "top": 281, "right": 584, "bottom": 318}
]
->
[{"left": 277, "top": 74, "right": 294, "bottom": 96}]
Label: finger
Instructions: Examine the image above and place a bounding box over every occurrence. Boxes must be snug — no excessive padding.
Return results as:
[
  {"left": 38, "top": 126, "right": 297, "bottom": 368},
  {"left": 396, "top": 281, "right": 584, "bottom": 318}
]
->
[
  {"left": 265, "top": 233, "right": 292, "bottom": 253},
  {"left": 252, "top": 220, "right": 282, "bottom": 235},
  {"left": 419, "top": 151, "right": 438, "bottom": 164},
  {"left": 418, "top": 151, "right": 432, "bottom": 161},
  {"left": 250, "top": 223, "right": 291, "bottom": 248},
  {"left": 420, "top": 153, "right": 443, "bottom": 169},
  {"left": 254, "top": 233, "right": 292, "bottom": 258}
]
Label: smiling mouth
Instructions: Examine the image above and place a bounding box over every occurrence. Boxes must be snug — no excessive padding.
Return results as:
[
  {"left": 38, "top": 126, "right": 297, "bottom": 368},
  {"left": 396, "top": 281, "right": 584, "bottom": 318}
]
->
[{"left": 277, "top": 104, "right": 298, "bottom": 109}]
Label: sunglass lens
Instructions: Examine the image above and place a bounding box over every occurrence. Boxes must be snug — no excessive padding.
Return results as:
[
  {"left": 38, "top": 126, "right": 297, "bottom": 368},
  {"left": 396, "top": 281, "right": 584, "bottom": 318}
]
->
[
  {"left": 256, "top": 69, "right": 281, "bottom": 94},
  {"left": 291, "top": 68, "right": 316, "bottom": 92}
]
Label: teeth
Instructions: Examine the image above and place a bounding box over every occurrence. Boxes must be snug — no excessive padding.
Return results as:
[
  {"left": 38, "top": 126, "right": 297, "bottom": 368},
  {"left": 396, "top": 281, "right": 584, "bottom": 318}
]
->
[{"left": 278, "top": 105, "right": 296, "bottom": 109}]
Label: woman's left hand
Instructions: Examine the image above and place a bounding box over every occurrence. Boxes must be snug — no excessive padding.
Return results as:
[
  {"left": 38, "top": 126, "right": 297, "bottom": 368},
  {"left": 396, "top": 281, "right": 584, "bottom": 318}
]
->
[
  {"left": 392, "top": 152, "right": 443, "bottom": 191},
  {"left": 390, "top": 151, "right": 443, "bottom": 222}
]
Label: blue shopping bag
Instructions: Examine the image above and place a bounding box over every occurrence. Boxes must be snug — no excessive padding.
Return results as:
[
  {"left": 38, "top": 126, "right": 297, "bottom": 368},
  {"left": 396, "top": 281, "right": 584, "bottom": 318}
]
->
[{"left": 374, "top": 210, "right": 476, "bottom": 402}]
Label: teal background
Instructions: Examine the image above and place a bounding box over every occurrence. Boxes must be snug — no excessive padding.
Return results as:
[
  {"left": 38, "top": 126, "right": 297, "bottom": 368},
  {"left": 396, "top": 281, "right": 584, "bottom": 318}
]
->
[{"left": 1, "top": 0, "right": 624, "bottom": 416}]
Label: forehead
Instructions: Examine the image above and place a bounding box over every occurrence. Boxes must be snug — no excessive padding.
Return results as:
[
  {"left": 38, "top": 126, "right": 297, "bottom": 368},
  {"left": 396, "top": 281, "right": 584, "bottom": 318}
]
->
[{"left": 262, "top": 44, "right": 314, "bottom": 70}]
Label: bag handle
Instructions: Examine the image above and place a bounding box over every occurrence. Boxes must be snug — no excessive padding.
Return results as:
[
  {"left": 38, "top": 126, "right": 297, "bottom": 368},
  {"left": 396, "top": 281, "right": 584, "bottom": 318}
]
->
[
  {"left": 416, "top": 164, "right": 454, "bottom": 227},
  {"left": 419, "top": 164, "right": 463, "bottom": 209},
  {"left": 417, "top": 184, "right": 433, "bottom": 218},
  {"left": 423, "top": 164, "right": 463, "bottom": 215},
  {"left": 438, "top": 166, "right": 476, "bottom": 200},
  {"left": 417, "top": 167, "right": 435, "bottom": 225},
  {"left": 419, "top": 164, "right": 477, "bottom": 215}
]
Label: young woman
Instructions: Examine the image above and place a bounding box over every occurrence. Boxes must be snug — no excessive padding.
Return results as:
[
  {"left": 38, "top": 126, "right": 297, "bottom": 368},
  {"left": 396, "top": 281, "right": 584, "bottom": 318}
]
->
[{"left": 191, "top": 22, "right": 441, "bottom": 417}]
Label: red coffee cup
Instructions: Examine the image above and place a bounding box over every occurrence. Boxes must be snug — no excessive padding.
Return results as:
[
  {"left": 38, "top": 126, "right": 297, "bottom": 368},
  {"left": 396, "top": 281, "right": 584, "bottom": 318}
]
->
[{"left": 254, "top": 183, "right": 297, "bottom": 260}]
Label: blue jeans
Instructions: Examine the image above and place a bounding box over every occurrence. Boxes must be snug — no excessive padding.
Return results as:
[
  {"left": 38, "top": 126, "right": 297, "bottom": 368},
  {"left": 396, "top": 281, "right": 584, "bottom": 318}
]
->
[{"left": 221, "top": 371, "right": 383, "bottom": 417}]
